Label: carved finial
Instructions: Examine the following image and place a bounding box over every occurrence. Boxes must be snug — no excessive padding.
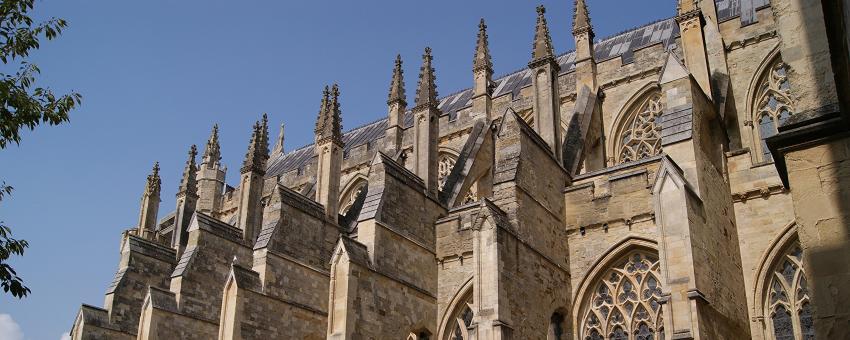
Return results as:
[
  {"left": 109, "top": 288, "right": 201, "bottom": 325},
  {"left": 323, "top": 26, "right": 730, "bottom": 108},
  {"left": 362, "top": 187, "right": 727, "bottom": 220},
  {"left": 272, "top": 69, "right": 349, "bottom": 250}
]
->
[
  {"left": 260, "top": 113, "right": 269, "bottom": 154},
  {"left": 315, "top": 86, "right": 330, "bottom": 135},
  {"left": 241, "top": 120, "right": 268, "bottom": 174},
  {"left": 473, "top": 18, "right": 493, "bottom": 73},
  {"left": 388, "top": 54, "right": 407, "bottom": 106},
  {"left": 531, "top": 5, "right": 556, "bottom": 64},
  {"left": 145, "top": 161, "right": 161, "bottom": 196},
  {"left": 178, "top": 145, "right": 198, "bottom": 197},
  {"left": 315, "top": 84, "right": 343, "bottom": 145},
  {"left": 573, "top": 0, "right": 594, "bottom": 38},
  {"left": 414, "top": 47, "right": 438, "bottom": 109},
  {"left": 272, "top": 123, "right": 285, "bottom": 155},
  {"left": 201, "top": 124, "right": 221, "bottom": 168}
]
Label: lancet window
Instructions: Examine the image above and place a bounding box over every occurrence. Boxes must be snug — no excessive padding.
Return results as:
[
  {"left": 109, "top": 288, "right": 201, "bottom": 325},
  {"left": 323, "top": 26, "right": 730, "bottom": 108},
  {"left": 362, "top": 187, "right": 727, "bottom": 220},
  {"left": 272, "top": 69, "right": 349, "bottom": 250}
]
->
[
  {"left": 764, "top": 243, "right": 813, "bottom": 340},
  {"left": 752, "top": 57, "right": 794, "bottom": 161},
  {"left": 616, "top": 93, "right": 664, "bottom": 164},
  {"left": 580, "top": 250, "right": 665, "bottom": 340}
]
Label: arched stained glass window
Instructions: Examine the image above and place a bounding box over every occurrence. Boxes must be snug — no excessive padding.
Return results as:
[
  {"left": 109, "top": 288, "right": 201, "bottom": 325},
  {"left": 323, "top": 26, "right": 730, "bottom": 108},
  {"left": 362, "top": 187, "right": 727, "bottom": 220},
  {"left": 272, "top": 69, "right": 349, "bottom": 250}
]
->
[
  {"left": 752, "top": 57, "right": 794, "bottom": 161},
  {"left": 616, "top": 92, "right": 664, "bottom": 164},
  {"left": 764, "top": 243, "right": 813, "bottom": 340},
  {"left": 445, "top": 293, "right": 473, "bottom": 340},
  {"left": 580, "top": 250, "right": 665, "bottom": 340}
]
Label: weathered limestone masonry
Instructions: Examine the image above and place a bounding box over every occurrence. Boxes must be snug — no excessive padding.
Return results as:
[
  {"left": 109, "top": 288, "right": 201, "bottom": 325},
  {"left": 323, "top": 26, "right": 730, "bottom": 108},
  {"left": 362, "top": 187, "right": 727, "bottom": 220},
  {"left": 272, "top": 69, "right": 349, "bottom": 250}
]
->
[
  {"left": 328, "top": 152, "right": 445, "bottom": 339},
  {"left": 70, "top": 1, "right": 850, "bottom": 339}
]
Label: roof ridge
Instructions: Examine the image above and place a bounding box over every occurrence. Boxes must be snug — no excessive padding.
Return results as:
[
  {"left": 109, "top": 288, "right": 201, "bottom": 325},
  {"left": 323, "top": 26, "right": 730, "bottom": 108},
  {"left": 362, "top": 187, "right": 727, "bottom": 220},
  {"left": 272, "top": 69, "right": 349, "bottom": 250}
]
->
[{"left": 274, "top": 15, "right": 677, "bottom": 162}]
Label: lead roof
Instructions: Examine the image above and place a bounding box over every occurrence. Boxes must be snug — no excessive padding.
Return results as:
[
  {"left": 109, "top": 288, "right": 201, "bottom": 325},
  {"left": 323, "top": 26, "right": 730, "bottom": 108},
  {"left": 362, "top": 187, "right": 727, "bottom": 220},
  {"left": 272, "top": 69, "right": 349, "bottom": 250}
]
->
[{"left": 267, "top": 1, "right": 766, "bottom": 178}]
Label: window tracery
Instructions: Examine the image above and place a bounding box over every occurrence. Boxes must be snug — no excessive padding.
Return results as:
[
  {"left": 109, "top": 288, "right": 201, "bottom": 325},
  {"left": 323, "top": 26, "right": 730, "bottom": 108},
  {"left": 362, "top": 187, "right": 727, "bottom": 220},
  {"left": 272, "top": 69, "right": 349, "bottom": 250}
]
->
[
  {"left": 339, "top": 180, "right": 367, "bottom": 216},
  {"left": 439, "top": 153, "right": 457, "bottom": 190},
  {"left": 617, "top": 93, "right": 664, "bottom": 164},
  {"left": 752, "top": 57, "right": 794, "bottom": 161},
  {"left": 764, "top": 244, "right": 813, "bottom": 340},
  {"left": 581, "top": 251, "right": 665, "bottom": 340},
  {"left": 445, "top": 294, "right": 474, "bottom": 340}
]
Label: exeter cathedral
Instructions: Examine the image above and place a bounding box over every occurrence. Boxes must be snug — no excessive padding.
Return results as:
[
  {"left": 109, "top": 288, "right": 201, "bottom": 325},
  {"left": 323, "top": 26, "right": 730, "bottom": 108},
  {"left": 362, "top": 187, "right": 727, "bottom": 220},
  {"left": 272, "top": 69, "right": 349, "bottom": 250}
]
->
[{"left": 68, "top": 0, "right": 850, "bottom": 339}]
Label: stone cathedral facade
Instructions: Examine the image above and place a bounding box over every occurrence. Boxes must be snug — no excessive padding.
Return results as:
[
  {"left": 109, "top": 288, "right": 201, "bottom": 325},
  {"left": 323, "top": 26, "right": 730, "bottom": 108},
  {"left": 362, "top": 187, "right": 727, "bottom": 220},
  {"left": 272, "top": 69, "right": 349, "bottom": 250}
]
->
[{"left": 69, "top": 0, "right": 850, "bottom": 339}]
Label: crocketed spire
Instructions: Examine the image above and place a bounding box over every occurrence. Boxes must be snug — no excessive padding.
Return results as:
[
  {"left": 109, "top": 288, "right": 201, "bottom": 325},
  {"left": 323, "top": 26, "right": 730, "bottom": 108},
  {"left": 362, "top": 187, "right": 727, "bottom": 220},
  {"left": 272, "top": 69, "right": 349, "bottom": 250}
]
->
[
  {"left": 144, "top": 161, "right": 161, "bottom": 196},
  {"left": 260, "top": 113, "right": 269, "bottom": 155},
  {"left": 201, "top": 124, "right": 221, "bottom": 168},
  {"left": 530, "top": 5, "right": 556, "bottom": 64},
  {"left": 178, "top": 145, "right": 198, "bottom": 197},
  {"left": 414, "top": 47, "right": 438, "bottom": 109},
  {"left": 473, "top": 18, "right": 493, "bottom": 73},
  {"left": 387, "top": 54, "right": 406, "bottom": 106},
  {"left": 315, "top": 84, "right": 343, "bottom": 145},
  {"left": 573, "top": 0, "right": 594, "bottom": 37},
  {"left": 241, "top": 120, "right": 268, "bottom": 174},
  {"left": 272, "top": 123, "right": 285, "bottom": 155}
]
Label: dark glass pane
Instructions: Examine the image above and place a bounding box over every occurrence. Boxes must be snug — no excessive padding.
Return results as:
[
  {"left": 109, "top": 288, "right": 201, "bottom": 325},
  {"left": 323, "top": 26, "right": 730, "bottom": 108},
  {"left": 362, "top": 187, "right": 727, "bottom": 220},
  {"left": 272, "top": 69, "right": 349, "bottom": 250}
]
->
[
  {"left": 771, "top": 280, "right": 789, "bottom": 304},
  {"left": 778, "top": 108, "right": 792, "bottom": 124},
  {"left": 759, "top": 114, "right": 776, "bottom": 160},
  {"left": 636, "top": 323, "right": 654, "bottom": 340},
  {"left": 610, "top": 326, "right": 628, "bottom": 340},
  {"left": 791, "top": 247, "right": 803, "bottom": 260},
  {"left": 586, "top": 329, "right": 603, "bottom": 340},
  {"left": 800, "top": 302, "right": 815, "bottom": 340},
  {"left": 772, "top": 305, "right": 794, "bottom": 340},
  {"left": 781, "top": 260, "right": 797, "bottom": 284},
  {"left": 798, "top": 276, "right": 809, "bottom": 296},
  {"left": 461, "top": 307, "right": 473, "bottom": 326},
  {"left": 452, "top": 324, "right": 463, "bottom": 340}
]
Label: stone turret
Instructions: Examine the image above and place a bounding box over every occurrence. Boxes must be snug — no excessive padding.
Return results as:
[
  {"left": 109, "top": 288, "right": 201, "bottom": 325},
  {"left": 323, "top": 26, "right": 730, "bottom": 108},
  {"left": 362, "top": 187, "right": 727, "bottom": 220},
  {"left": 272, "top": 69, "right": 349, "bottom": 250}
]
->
[
  {"left": 315, "top": 84, "right": 344, "bottom": 218},
  {"left": 572, "top": 0, "right": 597, "bottom": 91},
  {"left": 473, "top": 18, "right": 493, "bottom": 120},
  {"left": 386, "top": 55, "right": 406, "bottom": 155},
  {"left": 412, "top": 47, "right": 440, "bottom": 195},
  {"left": 137, "top": 161, "right": 161, "bottom": 239},
  {"left": 675, "top": 0, "right": 712, "bottom": 97},
  {"left": 237, "top": 118, "right": 269, "bottom": 244},
  {"left": 196, "top": 124, "right": 226, "bottom": 215},
  {"left": 528, "top": 5, "right": 562, "bottom": 161},
  {"left": 172, "top": 145, "right": 199, "bottom": 252}
]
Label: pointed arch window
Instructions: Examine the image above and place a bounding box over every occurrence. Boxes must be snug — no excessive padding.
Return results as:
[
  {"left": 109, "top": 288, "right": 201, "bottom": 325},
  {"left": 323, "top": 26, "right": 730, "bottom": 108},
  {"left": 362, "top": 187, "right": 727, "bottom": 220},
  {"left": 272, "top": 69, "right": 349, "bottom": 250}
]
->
[
  {"left": 445, "top": 294, "right": 474, "bottom": 340},
  {"left": 580, "top": 250, "right": 665, "bottom": 340},
  {"left": 339, "top": 180, "right": 368, "bottom": 217},
  {"left": 751, "top": 57, "right": 794, "bottom": 161},
  {"left": 438, "top": 152, "right": 458, "bottom": 190},
  {"left": 615, "top": 92, "right": 664, "bottom": 164},
  {"left": 764, "top": 243, "right": 813, "bottom": 340}
]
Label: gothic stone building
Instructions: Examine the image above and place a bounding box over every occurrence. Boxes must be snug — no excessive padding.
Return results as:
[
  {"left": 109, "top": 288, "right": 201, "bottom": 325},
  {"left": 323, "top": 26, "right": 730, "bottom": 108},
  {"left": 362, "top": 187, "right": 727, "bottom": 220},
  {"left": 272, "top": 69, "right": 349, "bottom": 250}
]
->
[{"left": 69, "top": 0, "right": 850, "bottom": 339}]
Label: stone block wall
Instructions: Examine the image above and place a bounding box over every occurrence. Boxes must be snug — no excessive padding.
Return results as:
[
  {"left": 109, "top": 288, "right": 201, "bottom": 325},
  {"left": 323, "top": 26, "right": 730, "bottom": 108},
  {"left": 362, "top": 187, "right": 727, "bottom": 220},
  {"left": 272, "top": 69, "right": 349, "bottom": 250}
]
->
[
  {"left": 103, "top": 235, "right": 176, "bottom": 334},
  {"left": 564, "top": 160, "right": 660, "bottom": 292},
  {"left": 785, "top": 137, "right": 850, "bottom": 338},
  {"left": 435, "top": 205, "right": 477, "bottom": 320}
]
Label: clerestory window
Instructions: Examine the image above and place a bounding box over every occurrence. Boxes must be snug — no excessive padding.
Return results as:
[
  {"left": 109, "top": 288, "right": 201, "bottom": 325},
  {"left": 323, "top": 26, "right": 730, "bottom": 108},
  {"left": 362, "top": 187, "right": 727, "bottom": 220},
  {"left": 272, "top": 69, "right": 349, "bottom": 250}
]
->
[{"left": 616, "top": 93, "right": 664, "bottom": 164}]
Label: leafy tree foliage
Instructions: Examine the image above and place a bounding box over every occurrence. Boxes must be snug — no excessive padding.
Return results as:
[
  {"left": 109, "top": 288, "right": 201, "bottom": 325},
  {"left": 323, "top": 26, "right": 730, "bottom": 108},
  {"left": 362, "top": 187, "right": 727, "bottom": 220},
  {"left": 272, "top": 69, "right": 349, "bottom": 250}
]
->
[
  {"left": 0, "top": 0, "right": 81, "bottom": 148},
  {"left": 0, "top": 0, "right": 82, "bottom": 298},
  {"left": 0, "top": 183, "right": 28, "bottom": 298}
]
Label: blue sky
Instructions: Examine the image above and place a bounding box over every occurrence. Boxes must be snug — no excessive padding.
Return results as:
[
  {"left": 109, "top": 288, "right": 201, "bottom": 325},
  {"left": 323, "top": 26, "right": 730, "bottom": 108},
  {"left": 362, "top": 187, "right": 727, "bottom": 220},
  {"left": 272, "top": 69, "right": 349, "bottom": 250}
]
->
[{"left": 0, "top": 1, "right": 674, "bottom": 338}]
